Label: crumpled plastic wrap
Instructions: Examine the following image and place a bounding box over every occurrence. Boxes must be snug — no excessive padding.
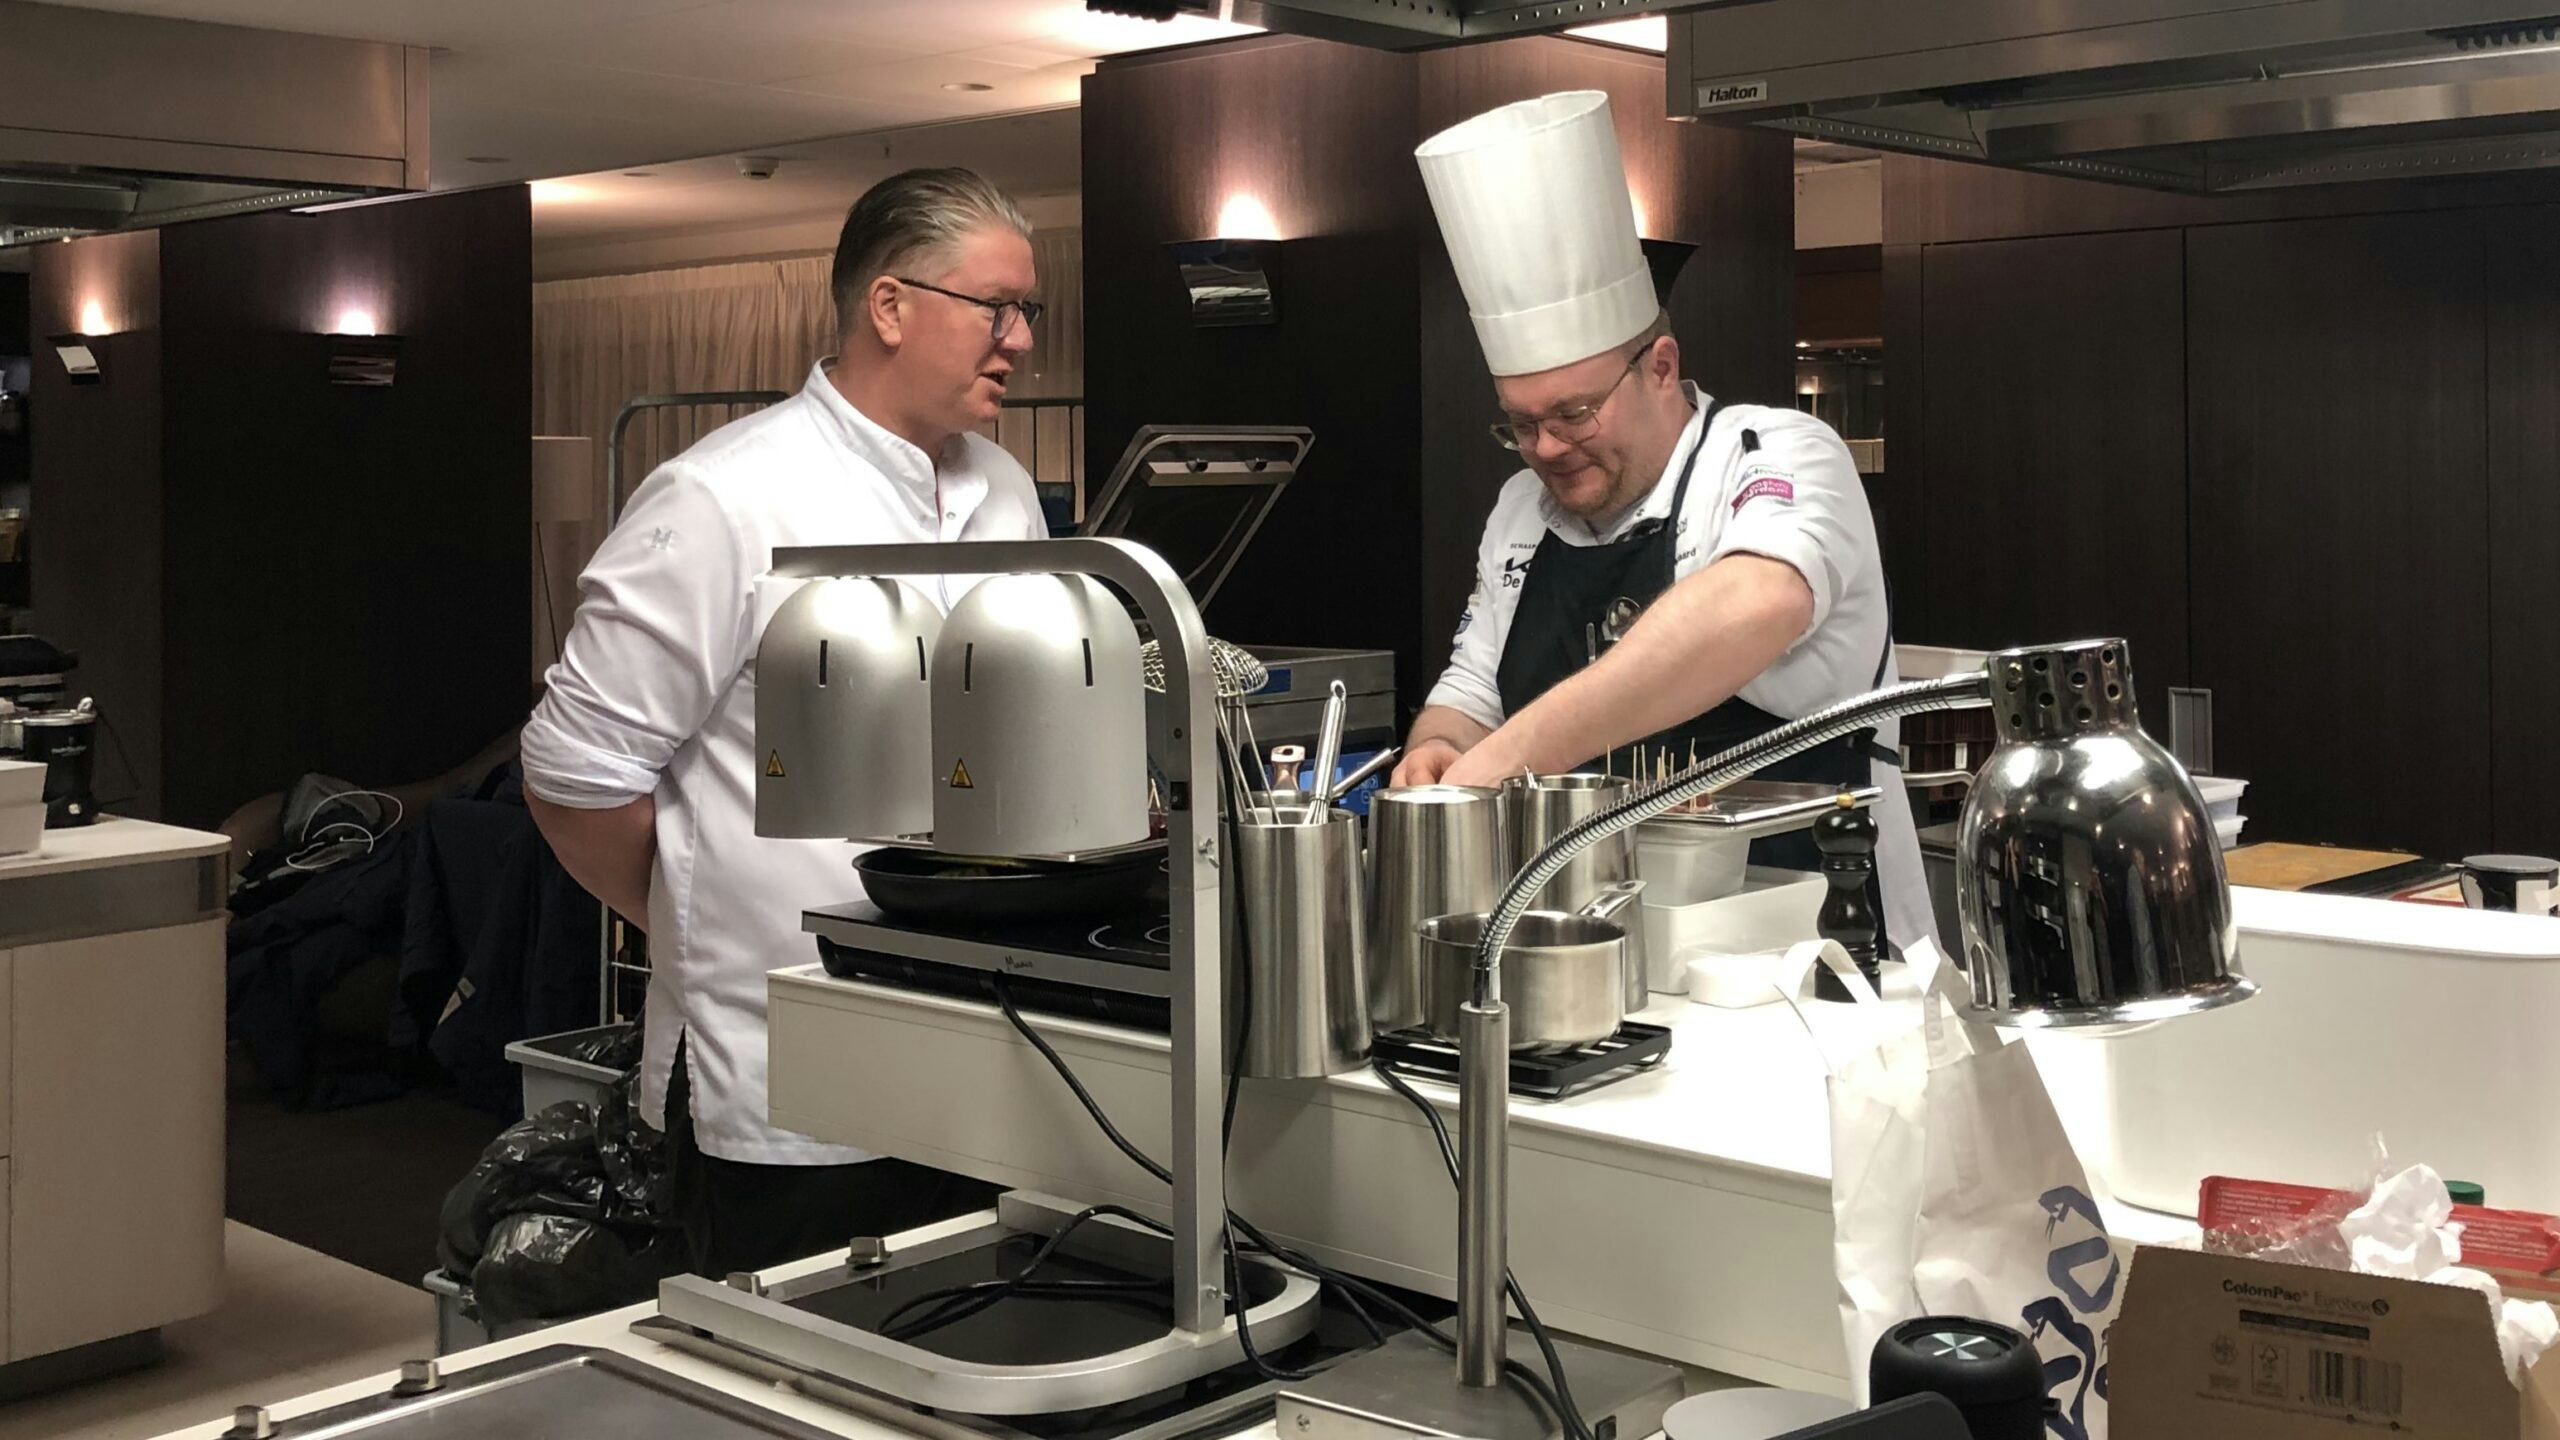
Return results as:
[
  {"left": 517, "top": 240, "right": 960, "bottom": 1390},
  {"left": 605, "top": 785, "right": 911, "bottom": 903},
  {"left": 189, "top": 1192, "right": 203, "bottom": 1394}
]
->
[{"left": 2204, "top": 1140, "right": 2560, "bottom": 1386}]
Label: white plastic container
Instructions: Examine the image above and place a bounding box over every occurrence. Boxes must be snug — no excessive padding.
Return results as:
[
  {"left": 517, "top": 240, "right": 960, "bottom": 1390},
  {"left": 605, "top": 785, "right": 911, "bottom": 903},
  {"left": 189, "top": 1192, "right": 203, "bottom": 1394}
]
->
[
  {"left": 2089, "top": 888, "right": 2560, "bottom": 1215},
  {"left": 1634, "top": 821, "right": 1749, "bottom": 907},
  {"left": 504, "top": 1024, "right": 632, "bottom": 1117},
  {"left": 1641, "top": 868, "right": 1824, "bottom": 993},
  {"left": 0, "top": 759, "right": 44, "bottom": 857},
  {"left": 2213, "top": 814, "right": 2246, "bottom": 849},
  {"left": 2191, "top": 775, "right": 2246, "bottom": 822}
]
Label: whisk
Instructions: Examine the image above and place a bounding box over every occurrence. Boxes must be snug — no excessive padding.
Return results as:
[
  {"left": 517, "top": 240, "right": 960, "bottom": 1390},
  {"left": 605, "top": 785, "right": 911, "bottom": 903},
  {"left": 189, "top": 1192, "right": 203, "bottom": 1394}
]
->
[{"left": 1139, "top": 636, "right": 1271, "bottom": 808}]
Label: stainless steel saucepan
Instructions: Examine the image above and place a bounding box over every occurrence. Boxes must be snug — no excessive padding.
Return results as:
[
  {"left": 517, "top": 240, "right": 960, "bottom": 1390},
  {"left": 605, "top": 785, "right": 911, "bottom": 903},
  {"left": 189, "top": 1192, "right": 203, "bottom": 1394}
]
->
[{"left": 1416, "top": 880, "right": 1645, "bottom": 1051}]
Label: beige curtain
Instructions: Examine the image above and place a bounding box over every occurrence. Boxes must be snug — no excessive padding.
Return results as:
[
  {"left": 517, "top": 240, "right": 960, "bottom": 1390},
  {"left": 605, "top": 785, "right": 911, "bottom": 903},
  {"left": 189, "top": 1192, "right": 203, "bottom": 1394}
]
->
[{"left": 528, "top": 231, "right": 1084, "bottom": 671}]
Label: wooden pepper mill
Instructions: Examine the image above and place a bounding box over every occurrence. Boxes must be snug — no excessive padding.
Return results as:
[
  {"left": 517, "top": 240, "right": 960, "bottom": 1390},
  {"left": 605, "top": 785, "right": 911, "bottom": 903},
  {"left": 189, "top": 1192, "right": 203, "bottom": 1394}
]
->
[{"left": 1812, "top": 792, "right": 1884, "bottom": 1000}]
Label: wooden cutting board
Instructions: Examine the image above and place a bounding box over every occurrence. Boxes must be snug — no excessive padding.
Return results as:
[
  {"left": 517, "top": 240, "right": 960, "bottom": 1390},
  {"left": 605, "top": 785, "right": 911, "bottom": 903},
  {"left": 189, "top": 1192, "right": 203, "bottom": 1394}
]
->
[{"left": 2223, "top": 841, "right": 2418, "bottom": 892}]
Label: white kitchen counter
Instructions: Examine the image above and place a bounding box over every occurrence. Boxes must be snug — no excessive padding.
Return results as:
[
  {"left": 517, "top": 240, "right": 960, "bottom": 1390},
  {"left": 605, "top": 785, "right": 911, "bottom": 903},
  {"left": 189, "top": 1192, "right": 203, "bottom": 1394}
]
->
[
  {"left": 763, "top": 959, "right": 2194, "bottom": 1395},
  {"left": 0, "top": 815, "right": 230, "bottom": 1381},
  {"left": 0, "top": 812, "right": 229, "bottom": 880}
]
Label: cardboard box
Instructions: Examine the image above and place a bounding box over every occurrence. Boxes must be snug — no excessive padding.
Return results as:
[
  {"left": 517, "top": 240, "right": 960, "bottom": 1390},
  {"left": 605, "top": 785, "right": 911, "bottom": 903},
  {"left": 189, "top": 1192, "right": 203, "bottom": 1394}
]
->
[{"left": 2114, "top": 1245, "right": 2560, "bottom": 1438}]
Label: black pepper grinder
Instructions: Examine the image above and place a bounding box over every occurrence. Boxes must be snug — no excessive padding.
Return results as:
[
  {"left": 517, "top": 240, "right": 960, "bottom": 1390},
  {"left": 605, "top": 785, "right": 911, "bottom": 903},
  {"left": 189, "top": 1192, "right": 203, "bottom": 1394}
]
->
[{"left": 1812, "top": 792, "right": 1882, "bottom": 1000}]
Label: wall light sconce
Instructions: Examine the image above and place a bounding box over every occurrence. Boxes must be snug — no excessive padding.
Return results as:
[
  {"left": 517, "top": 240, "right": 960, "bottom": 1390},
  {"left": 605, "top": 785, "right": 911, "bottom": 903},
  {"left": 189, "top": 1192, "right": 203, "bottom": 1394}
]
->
[
  {"left": 1165, "top": 238, "right": 1280, "bottom": 327},
  {"left": 327, "top": 334, "right": 401, "bottom": 387},
  {"left": 48, "top": 334, "right": 102, "bottom": 385},
  {"left": 1638, "top": 237, "right": 1698, "bottom": 303}
]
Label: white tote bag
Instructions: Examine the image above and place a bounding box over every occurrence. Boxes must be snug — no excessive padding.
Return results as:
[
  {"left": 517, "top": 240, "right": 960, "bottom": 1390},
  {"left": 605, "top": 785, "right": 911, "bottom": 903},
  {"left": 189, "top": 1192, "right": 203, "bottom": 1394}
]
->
[{"left": 1781, "top": 941, "right": 2121, "bottom": 1440}]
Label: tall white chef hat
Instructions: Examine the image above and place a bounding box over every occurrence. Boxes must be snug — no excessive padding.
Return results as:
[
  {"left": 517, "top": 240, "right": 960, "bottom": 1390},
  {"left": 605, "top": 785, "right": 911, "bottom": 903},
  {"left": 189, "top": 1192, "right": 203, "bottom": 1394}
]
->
[{"left": 1415, "top": 90, "right": 1654, "bottom": 378}]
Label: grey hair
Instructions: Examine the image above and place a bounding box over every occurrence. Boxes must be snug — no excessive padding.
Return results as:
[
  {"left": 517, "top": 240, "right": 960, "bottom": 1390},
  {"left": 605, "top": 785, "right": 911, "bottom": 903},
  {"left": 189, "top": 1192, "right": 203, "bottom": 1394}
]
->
[{"left": 831, "top": 167, "right": 1033, "bottom": 333}]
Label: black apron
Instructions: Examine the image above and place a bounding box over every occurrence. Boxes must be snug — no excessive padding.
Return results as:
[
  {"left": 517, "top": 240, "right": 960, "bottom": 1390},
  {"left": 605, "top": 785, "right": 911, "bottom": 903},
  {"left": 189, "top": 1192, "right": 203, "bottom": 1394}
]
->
[{"left": 1492, "top": 399, "right": 1893, "bottom": 873}]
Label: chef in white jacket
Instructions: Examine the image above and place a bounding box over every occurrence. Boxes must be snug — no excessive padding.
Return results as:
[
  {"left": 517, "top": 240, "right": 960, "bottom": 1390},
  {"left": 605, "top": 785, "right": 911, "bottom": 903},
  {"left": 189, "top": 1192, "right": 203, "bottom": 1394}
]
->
[
  {"left": 521, "top": 169, "right": 1044, "bottom": 1276},
  {"left": 1389, "top": 91, "right": 1933, "bottom": 951}
]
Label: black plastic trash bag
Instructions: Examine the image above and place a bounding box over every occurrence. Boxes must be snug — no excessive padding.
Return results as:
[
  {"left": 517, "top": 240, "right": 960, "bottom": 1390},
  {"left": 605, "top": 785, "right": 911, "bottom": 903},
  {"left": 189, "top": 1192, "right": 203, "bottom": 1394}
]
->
[
  {"left": 595, "top": 1069, "right": 669, "bottom": 1229},
  {"left": 470, "top": 1213, "right": 671, "bottom": 1323},
  {"left": 436, "top": 1099, "right": 606, "bottom": 1277}
]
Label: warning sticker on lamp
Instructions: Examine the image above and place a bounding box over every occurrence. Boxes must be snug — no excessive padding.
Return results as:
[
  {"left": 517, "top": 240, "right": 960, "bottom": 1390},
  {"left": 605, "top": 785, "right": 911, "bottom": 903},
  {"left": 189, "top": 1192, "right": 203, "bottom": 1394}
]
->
[
  {"left": 949, "top": 758, "right": 975, "bottom": 789},
  {"left": 1696, "top": 78, "right": 1769, "bottom": 110},
  {"left": 765, "top": 750, "right": 786, "bottom": 778}
]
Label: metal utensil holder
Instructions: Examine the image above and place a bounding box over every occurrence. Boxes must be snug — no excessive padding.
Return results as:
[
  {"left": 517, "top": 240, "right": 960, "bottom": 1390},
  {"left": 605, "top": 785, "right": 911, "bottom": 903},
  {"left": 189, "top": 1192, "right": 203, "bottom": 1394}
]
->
[
  {"left": 1229, "top": 800, "right": 1371, "bottom": 1078},
  {"left": 1364, "top": 785, "right": 1505, "bottom": 1034}
]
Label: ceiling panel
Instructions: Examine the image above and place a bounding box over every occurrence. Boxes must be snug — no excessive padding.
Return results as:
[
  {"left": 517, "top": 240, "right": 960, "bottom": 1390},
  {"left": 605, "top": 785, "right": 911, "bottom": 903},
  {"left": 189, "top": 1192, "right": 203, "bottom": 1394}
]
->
[{"left": 36, "top": 0, "right": 1252, "bottom": 186}]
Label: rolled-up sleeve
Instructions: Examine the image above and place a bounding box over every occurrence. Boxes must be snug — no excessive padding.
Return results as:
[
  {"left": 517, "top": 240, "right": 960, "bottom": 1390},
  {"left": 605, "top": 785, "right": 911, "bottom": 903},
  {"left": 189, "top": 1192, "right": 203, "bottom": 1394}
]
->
[
  {"left": 1422, "top": 536, "right": 1508, "bottom": 732},
  {"left": 1705, "top": 416, "right": 1867, "bottom": 643},
  {"left": 521, "top": 465, "right": 752, "bottom": 809}
]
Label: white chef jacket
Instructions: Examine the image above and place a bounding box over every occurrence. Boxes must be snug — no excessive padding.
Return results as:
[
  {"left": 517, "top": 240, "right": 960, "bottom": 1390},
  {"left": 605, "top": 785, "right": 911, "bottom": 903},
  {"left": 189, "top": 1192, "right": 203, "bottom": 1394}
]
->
[
  {"left": 1424, "top": 383, "right": 1936, "bottom": 950},
  {"left": 521, "top": 362, "right": 1047, "bottom": 1163}
]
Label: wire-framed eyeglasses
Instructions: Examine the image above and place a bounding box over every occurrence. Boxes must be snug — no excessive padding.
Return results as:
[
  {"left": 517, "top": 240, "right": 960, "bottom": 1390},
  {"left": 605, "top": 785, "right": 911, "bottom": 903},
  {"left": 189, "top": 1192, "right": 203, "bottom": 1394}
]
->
[{"left": 1489, "top": 344, "right": 1652, "bottom": 451}]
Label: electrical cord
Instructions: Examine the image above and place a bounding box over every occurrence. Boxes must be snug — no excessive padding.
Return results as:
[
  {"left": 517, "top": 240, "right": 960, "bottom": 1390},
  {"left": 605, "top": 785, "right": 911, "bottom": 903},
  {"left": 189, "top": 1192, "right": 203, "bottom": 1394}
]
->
[
  {"left": 1372, "top": 1062, "right": 1596, "bottom": 1440},
  {"left": 871, "top": 1201, "right": 1170, "bottom": 1340},
  {"left": 993, "top": 977, "right": 1587, "bottom": 1430}
]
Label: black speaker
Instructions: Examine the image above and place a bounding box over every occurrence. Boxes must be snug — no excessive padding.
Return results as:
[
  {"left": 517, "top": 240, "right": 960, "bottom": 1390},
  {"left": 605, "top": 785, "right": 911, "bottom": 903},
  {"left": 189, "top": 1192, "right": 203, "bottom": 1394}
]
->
[{"left": 1869, "top": 1316, "right": 2048, "bottom": 1440}]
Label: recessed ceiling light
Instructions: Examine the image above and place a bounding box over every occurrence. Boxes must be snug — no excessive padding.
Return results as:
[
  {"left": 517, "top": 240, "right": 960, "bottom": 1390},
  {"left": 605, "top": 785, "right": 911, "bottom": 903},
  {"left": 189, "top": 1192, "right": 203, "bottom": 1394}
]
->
[
  {"left": 464, "top": 155, "right": 509, "bottom": 165},
  {"left": 943, "top": 82, "right": 994, "bottom": 92}
]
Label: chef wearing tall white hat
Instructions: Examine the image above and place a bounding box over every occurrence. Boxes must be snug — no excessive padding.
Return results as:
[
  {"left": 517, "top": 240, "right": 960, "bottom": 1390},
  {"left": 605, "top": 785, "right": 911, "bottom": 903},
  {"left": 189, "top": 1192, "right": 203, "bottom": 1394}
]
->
[{"left": 1389, "top": 89, "right": 1933, "bottom": 951}]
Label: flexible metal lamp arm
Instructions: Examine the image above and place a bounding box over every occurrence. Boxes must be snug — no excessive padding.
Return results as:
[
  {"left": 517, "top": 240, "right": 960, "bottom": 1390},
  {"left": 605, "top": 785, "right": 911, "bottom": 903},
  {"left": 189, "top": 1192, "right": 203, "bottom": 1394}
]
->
[{"left": 1468, "top": 670, "right": 1993, "bottom": 1006}]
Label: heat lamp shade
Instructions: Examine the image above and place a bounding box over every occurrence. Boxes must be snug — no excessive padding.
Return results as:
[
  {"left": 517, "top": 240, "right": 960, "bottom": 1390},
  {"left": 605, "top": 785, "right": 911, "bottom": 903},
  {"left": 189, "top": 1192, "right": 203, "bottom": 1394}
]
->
[
  {"left": 754, "top": 577, "right": 944, "bottom": 839},
  {"left": 531, "top": 436, "right": 596, "bottom": 523},
  {"left": 931, "top": 573, "right": 1148, "bottom": 856},
  {"left": 1955, "top": 640, "right": 2251, "bottom": 1030}
]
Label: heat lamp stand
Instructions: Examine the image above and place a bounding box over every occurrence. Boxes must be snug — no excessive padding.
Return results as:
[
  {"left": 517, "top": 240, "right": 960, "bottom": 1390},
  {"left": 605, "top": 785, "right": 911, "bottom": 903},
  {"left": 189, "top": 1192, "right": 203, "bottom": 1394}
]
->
[{"left": 665, "top": 537, "right": 1315, "bottom": 1413}]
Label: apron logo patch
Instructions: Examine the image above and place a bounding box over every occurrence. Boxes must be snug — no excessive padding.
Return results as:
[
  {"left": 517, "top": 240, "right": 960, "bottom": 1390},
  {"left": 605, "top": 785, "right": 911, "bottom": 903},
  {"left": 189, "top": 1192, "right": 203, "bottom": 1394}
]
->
[
  {"left": 765, "top": 750, "right": 785, "bottom": 778},
  {"left": 948, "top": 758, "right": 975, "bottom": 789},
  {"left": 1733, "top": 474, "right": 1795, "bottom": 511}
]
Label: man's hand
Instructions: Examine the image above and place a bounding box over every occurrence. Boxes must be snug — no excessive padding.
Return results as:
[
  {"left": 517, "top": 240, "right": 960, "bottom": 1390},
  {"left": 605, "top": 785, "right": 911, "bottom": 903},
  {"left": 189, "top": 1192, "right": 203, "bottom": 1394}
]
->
[
  {"left": 1391, "top": 737, "right": 1464, "bottom": 788},
  {"left": 1391, "top": 706, "right": 1495, "bottom": 788},
  {"left": 1440, "top": 735, "right": 1530, "bottom": 789}
]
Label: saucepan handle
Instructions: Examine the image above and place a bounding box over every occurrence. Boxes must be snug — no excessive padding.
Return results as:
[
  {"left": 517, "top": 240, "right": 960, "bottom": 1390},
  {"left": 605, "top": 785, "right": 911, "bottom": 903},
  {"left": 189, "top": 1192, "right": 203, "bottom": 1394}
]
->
[{"left": 1574, "top": 879, "right": 1646, "bottom": 925}]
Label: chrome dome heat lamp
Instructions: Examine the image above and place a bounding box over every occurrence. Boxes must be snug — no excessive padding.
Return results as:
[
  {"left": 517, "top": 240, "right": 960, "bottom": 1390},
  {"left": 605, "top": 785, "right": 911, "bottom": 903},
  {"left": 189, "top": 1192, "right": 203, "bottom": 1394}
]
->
[{"left": 1277, "top": 639, "right": 2253, "bottom": 1440}]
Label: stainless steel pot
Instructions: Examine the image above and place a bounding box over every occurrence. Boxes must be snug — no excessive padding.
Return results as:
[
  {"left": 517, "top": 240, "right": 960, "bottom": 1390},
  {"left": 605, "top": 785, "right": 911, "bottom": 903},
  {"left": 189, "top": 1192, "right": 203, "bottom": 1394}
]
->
[
  {"left": 1365, "top": 784, "right": 1505, "bottom": 1033},
  {"left": 1417, "top": 881, "right": 1645, "bottom": 1052},
  {"left": 1501, "top": 772, "right": 1646, "bottom": 1013}
]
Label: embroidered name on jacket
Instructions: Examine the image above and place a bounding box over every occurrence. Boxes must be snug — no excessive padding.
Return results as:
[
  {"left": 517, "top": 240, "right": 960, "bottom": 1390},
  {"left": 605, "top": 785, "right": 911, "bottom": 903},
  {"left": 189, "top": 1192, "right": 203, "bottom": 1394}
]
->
[{"left": 1732, "top": 473, "right": 1795, "bottom": 511}]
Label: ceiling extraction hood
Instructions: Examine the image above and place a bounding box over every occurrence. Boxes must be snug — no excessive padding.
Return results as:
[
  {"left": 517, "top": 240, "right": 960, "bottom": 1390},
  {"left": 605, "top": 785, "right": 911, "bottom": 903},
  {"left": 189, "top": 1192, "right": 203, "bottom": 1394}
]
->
[
  {"left": 1134, "top": 1, "right": 2560, "bottom": 193},
  {"left": 1665, "top": 0, "right": 2560, "bottom": 193},
  {"left": 0, "top": 1, "right": 426, "bottom": 248}
]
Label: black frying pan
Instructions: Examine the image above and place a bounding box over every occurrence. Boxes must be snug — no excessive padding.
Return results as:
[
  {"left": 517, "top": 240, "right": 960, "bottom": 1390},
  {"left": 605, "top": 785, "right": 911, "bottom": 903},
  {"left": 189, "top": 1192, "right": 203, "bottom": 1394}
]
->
[{"left": 855, "top": 845, "right": 1164, "bottom": 925}]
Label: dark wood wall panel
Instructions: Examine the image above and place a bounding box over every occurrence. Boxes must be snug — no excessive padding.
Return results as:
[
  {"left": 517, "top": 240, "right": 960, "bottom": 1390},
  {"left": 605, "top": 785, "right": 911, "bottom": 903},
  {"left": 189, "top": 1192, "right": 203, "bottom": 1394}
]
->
[
  {"left": 1876, "top": 242, "right": 1926, "bottom": 638},
  {"left": 29, "top": 230, "right": 164, "bottom": 815},
  {"left": 157, "top": 185, "right": 532, "bottom": 824},
  {"left": 1082, "top": 36, "right": 1429, "bottom": 703},
  {"left": 1918, "top": 231, "right": 2190, "bottom": 726},
  {"left": 2485, "top": 206, "right": 2560, "bottom": 858},
  {"left": 1086, "top": 34, "right": 1796, "bottom": 714},
  {"left": 2187, "top": 214, "right": 2490, "bottom": 857}
]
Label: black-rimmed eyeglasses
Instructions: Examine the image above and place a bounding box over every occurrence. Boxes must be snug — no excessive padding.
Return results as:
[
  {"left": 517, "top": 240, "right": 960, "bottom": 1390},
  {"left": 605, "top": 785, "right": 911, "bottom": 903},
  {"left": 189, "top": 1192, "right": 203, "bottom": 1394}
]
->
[{"left": 895, "top": 276, "right": 1046, "bottom": 342}]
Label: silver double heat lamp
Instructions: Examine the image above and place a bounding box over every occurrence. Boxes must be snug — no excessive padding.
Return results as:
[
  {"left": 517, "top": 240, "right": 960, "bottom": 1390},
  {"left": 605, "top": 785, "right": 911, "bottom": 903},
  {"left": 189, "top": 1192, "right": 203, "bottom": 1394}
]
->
[{"left": 1277, "top": 638, "right": 2254, "bottom": 1440}]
